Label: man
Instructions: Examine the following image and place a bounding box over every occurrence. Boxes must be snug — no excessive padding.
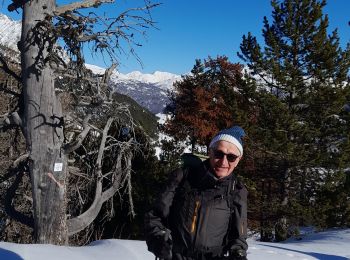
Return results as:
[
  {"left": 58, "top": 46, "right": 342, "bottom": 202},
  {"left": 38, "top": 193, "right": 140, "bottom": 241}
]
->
[{"left": 145, "top": 126, "right": 248, "bottom": 260}]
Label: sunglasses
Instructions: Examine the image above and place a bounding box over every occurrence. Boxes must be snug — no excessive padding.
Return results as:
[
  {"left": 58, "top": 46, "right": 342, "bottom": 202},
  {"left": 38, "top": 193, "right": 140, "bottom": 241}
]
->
[{"left": 213, "top": 150, "right": 239, "bottom": 162}]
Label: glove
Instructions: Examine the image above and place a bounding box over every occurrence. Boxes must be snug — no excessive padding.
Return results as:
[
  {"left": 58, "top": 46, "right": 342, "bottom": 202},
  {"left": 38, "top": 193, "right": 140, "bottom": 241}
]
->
[
  {"left": 148, "top": 228, "right": 173, "bottom": 260},
  {"left": 228, "top": 248, "right": 247, "bottom": 260}
]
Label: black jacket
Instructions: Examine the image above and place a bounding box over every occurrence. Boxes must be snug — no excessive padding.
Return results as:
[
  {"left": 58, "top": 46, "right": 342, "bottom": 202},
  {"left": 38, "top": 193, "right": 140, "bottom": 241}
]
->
[{"left": 145, "top": 159, "right": 248, "bottom": 259}]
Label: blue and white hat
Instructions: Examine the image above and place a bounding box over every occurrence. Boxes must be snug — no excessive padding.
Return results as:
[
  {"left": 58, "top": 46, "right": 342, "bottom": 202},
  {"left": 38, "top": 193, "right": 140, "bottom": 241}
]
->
[{"left": 209, "top": 126, "right": 245, "bottom": 155}]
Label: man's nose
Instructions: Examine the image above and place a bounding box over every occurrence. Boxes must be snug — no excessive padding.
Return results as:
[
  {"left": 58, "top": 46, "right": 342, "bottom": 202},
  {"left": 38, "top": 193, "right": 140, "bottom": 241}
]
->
[{"left": 218, "top": 156, "right": 229, "bottom": 165}]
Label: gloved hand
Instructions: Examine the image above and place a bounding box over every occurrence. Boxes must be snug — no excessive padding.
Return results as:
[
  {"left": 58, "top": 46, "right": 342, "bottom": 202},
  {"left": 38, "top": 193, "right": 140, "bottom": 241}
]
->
[
  {"left": 222, "top": 246, "right": 247, "bottom": 260},
  {"left": 228, "top": 248, "right": 247, "bottom": 260},
  {"left": 148, "top": 228, "right": 173, "bottom": 260}
]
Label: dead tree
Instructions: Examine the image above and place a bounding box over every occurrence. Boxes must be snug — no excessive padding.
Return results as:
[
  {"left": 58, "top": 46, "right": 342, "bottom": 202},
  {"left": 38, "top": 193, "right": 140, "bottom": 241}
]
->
[{"left": 1, "top": 0, "right": 158, "bottom": 245}]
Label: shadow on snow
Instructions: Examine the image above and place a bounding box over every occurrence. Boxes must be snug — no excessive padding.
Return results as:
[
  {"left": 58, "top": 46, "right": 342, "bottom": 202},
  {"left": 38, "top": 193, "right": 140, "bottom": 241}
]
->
[
  {"left": 0, "top": 248, "right": 24, "bottom": 260},
  {"left": 259, "top": 244, "right": 348, "bottom": 260}
]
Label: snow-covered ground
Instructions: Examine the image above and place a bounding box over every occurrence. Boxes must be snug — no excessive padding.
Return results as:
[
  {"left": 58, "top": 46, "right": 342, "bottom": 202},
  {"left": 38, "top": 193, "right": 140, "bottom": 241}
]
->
[{"left": 1, "top": 228, "right": 350, "bottom": 259}]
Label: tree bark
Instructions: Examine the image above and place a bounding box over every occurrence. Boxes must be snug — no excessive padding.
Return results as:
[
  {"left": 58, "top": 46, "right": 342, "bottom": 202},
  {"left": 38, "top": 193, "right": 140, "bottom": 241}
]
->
[{"left": 21, "top": 0, "right": 68, "bottom": 244}]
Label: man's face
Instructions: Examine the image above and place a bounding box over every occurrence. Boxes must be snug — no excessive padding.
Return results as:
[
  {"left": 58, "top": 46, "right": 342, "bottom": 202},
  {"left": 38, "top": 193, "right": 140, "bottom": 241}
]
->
[{"left": 209, "top": 140, "right": 242, "bottom": 178}]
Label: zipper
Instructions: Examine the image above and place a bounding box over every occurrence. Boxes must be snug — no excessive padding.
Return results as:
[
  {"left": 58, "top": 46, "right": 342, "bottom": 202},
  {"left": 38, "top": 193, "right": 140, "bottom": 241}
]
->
[{"left": 190, "top": 200, "right": 200, "bottom": 234}]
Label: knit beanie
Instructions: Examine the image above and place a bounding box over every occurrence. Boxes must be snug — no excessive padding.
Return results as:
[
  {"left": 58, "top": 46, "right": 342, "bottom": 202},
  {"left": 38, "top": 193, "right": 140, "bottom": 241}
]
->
[{"left": 209, "top": 126, "right": 245, "bottom": 155}]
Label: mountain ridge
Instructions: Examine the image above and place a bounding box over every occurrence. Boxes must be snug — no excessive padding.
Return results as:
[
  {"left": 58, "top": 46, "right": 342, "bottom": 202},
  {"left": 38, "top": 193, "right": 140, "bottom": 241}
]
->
[
  {"left": 0, "top": 13, "right": 181, "bottom": 115},
  {"left": 85, "top": 64, "right": 181, "bottom": 114},
  {"left": 0, "top": 14, "right": 21, "bottom": 52}
]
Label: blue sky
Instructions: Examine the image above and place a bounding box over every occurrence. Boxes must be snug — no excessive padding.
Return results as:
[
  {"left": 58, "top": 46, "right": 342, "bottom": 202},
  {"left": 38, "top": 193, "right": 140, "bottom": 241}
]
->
[{"left": 2, "top": 0, "right": 350, "bottom": 75}]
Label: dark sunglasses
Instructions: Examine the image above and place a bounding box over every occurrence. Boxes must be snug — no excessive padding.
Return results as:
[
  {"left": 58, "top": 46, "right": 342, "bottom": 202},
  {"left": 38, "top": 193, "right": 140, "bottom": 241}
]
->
[{"left": 213, "top": 150, "right": 239, "bottom": 162}]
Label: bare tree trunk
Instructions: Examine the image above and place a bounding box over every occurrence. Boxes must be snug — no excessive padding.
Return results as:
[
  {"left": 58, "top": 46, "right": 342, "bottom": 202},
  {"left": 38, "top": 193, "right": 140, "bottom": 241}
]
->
[{"left": 21, "top": 0, "right": 68, "bottom": 244}]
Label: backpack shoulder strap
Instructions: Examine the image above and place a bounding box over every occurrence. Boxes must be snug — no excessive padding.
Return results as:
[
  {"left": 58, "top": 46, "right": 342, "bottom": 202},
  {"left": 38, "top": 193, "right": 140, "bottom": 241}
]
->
[
  {"left": 227, "top": 176, "right": 248, "bottom": 206},
  {"left": 226, "top": 175, "right": 237, "bottom": 210},
  {"left": 181, "top": 153, "right": 207, "bottom": 170},
  {"left": 225, "top": 175, "right": 248, "bottom": 247}
]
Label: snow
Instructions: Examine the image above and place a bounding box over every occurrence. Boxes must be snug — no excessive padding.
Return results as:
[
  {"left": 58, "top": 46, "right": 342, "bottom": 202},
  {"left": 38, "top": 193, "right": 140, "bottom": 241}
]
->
[
  {"left": 116, "top": 71, "right": 180, "bottom": 86},
  {"left": 85, "top": 64, "right": 107, "bottom": 75},
  {"left": 85, "top": 63, "right": 180, "bottom": 88},
  {"left": 0, "top": 14, "right": 21, "bottom": 51},
  {"left": 1, "top": 228, "right": 350, "bottom": 259}
]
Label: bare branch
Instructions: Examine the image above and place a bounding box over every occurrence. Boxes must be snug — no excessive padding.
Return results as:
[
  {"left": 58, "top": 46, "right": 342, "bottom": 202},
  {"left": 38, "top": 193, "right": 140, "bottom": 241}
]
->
[
  {"left": 64, "top": 114, "right": 92, "bottom": 154},
  {"left": 0, "top": 112, "right": 23, "bottom": 129},
  {"left": 55, "top": 0, "right": 114, "bottom": 15},
  {"left": 53, "top": 2, "right": 159, "bottom": 73},
  {"left": 102, "top": 63, "right": 117, "bottom": 84},
  {"left": 7, "top": 0, "right": 27, "bottom": 12},
  {"left": 96, "top": 118, "right": 114, "bottom": 175},
  {"left": 0, "top": 81, "right": 20, "bottom": 97},
  {"left": 65, "top": 114, "right": 103, "bottom": 134},
  {"left": 67, "top": 175, "right": 103, "bottom": 236},
  {"left": 76, "top": 33, "right": 112, "bottom": 42},
  {"left": 12, "top": 153, "right": 29, "bottom": 169},
  {"left": 5, "top": 172, "right": 34, "bottom": 228},
  {"left": 100, "top": 157, "right": 124, "bottom": 202},
  {"left": 68, "top": 166, "right": 91, "bottom": 181},
  {"left": 126, "top": 168, "right": 135, "bottom": 217},
  {"left": 67, "top": 118, "right": 114, "bottom": 235},
  {"left": 0, "top": 53, "right": 21, "bottom": 82}
]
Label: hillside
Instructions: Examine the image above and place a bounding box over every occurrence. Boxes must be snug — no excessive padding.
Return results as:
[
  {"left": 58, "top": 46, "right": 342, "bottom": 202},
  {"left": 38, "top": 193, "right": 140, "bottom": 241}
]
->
[{"left": 111, "top": 92, "right": 158, "bottom": 138}]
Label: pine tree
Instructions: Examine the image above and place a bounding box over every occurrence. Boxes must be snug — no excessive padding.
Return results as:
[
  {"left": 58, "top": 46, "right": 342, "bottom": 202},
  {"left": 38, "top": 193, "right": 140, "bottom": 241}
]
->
[{"left": 239, "top": 0, "right": 350, "bottom": 239}]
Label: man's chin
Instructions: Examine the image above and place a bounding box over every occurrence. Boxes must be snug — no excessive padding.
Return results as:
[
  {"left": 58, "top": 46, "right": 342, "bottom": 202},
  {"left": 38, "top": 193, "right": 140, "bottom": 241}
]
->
[{"left": 214, "top": 169, "right": 229, "bottom": 178}]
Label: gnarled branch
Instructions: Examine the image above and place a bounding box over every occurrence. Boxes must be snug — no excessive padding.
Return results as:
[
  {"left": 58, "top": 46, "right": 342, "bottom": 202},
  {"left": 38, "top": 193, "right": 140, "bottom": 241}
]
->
[
  {"left": 67, "top": 117, "right": 121, "bottom": 235},
  {"left": 55, "top": 0, "right": 114, "bottom": 15},
  {"left": 0, "top": 112, "right": 23, "bottom": 129},
  {"left": 5, "top": 171, "right": 34, "bottom": 228},
  {"left": 64, "top": 114, "right": 92, "bottom": 154},
  {"left": 0, "top": 53, "right": 21, "bottom": 82},
  {"left": 12, "top": 153, "right": 29, "bottom": 169}
]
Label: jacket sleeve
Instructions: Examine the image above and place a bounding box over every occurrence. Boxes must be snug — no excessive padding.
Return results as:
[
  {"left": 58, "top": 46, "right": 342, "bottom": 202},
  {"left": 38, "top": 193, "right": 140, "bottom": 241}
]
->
[
  {"left": 144, "top": 168, "right": 184, "bottom": 242},
  {"left": 227, "top": 184, "right": 248, "bottom": 254}
]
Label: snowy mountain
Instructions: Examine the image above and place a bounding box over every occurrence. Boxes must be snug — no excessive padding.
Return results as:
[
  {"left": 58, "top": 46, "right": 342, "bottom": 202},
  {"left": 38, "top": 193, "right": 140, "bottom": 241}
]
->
[
  {"left": 0, "top": 14, "right": 21, "bottom": 52},
  {"left": 0, "top": 13, "right": 181, "bottom": 115},
  {"left": 86, "top": 64, "right": 181, "bottom": 114},
  {"left": 110, "top": 71, "right": 180, "bottom": 114}
]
